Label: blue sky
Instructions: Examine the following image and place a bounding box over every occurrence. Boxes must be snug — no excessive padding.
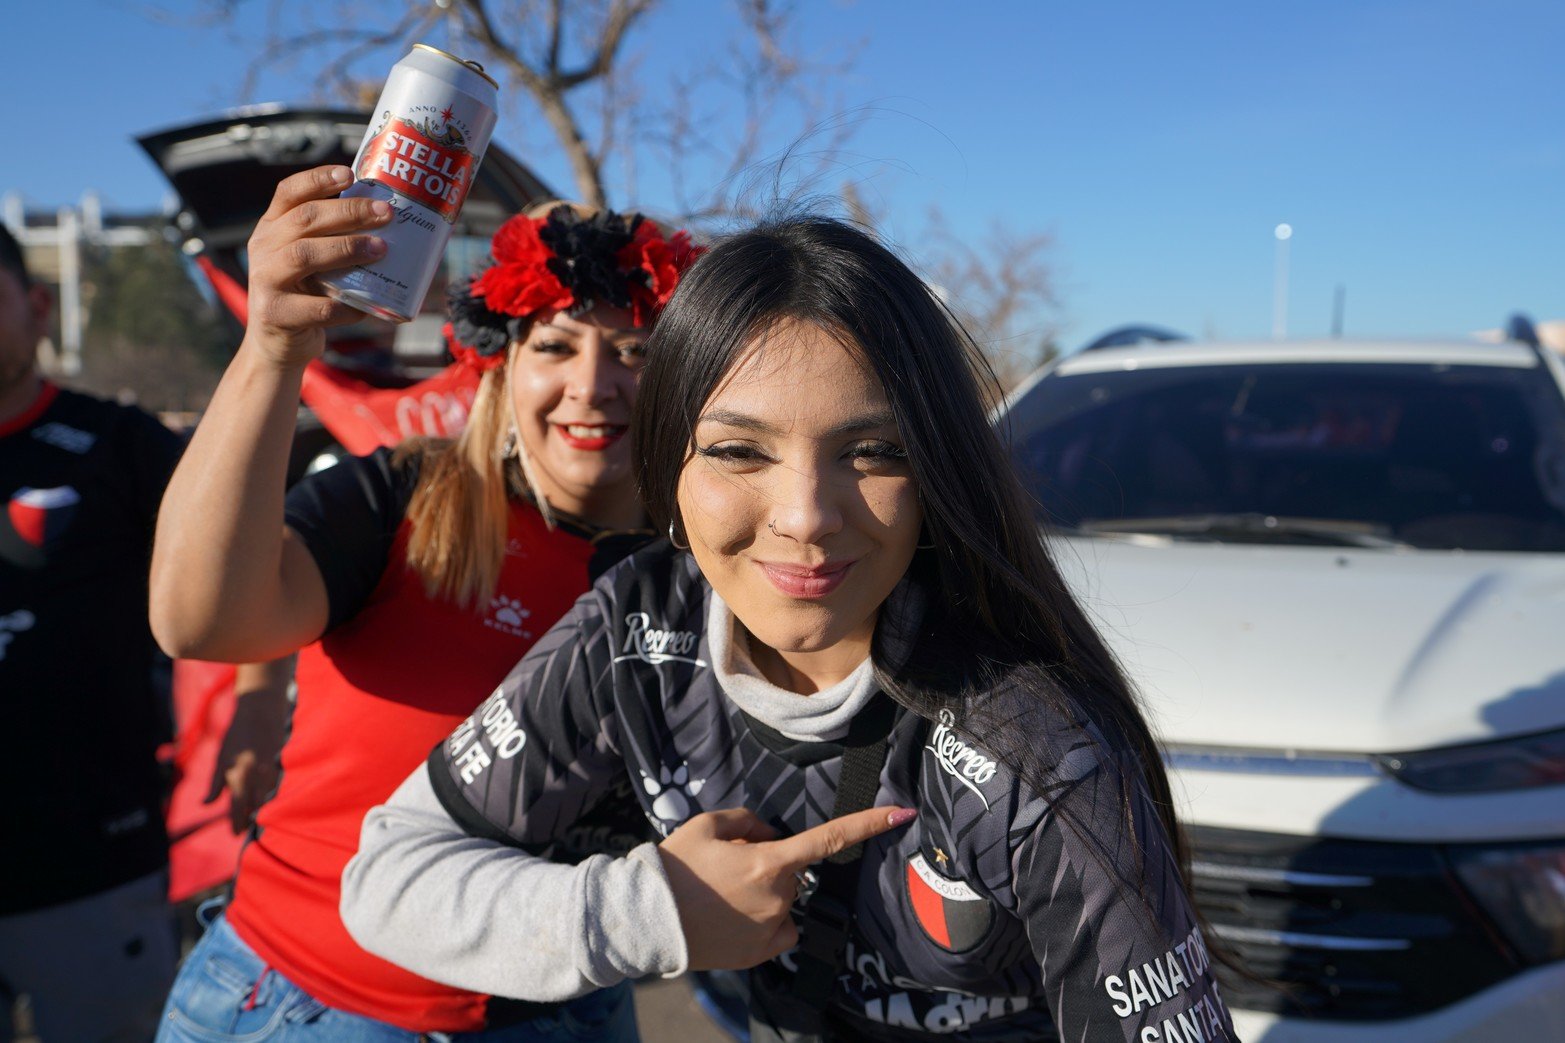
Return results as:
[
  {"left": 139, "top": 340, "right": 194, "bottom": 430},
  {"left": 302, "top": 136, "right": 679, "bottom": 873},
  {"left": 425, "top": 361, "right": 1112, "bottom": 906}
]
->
[{"left": 6, "top": 0, "right": 1562, "bottom": 353}]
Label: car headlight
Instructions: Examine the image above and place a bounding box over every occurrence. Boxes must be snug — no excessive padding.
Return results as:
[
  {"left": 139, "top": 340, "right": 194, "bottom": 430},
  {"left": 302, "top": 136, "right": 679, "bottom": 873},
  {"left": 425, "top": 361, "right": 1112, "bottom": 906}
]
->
[
  {"left": 1448, "top": 841, "right": 1565, "bottom": 965},
  {"left": 1375, "top": 727, "right": 1565, "bottom": 793}
]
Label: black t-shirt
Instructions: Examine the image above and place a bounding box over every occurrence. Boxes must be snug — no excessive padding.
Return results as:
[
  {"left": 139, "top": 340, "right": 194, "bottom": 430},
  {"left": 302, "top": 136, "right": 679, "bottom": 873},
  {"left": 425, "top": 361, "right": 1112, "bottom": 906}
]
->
[
  {"left": 282, "top": 447, "right": 656, "bottom": 631},
  {"left": 429, "top": 544, "right": 1238, "bottom": 1043},
  {"left": 282, "top": 446, "right": 422, "bottom": 632},
  {"left": 1, "top": 384, "right": 184, "bottom": 913}
]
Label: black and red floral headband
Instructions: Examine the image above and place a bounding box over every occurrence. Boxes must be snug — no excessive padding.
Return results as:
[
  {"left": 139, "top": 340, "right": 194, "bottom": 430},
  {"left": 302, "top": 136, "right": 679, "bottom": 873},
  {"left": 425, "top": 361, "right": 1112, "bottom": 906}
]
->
[{"left": 445, "top": 206, "right": 702, "bottom": 372}]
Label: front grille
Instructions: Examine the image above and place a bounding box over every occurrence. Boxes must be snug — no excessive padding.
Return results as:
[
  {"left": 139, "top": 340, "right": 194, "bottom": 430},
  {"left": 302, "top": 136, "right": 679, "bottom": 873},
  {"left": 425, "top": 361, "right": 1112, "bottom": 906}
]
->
[{"left": 1187, "top": 826, "right": 1518, "bottom": 1021}]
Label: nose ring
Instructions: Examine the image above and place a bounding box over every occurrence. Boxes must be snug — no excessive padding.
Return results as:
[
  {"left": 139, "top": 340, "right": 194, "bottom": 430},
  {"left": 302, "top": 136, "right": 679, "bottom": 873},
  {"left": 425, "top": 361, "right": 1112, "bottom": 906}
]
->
[{"left": 767, "top": 519, "right": 779, "bottom": 536}]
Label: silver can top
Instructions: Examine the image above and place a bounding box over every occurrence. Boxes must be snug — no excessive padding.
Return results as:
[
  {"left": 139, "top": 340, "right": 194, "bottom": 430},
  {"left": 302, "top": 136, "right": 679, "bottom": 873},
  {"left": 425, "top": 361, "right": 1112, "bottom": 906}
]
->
[{"left": 410, "top": 43, "right": 500, "bottom": 91}]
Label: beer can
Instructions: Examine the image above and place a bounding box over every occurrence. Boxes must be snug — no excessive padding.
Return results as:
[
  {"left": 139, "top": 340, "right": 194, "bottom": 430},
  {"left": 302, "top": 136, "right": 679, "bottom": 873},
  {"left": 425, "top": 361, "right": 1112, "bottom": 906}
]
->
[{"left": 318, "top": 44, "right": 499, "bottom": 323}]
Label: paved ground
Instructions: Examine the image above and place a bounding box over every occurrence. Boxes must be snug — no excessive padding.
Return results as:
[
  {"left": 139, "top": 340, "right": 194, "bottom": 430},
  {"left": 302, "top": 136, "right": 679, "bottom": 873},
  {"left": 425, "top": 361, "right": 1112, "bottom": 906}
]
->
[
  {"left": 11, "top": 973, "right": 735, "bottom": 1042},
  {"left": 7, "top": 977, "right": 732, "bottom": 1039},
  {"left": 635, "top": 976, "right": 739, "bottom": 1042}
]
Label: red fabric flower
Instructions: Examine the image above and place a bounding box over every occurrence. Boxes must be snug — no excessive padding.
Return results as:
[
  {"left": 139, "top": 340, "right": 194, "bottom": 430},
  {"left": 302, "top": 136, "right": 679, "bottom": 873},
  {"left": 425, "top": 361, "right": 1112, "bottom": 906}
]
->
[
  {"left": 472, "top": 216, "right": 574, "bottom": 317},
  {"left": 669, "top": 230, "right": 705, "bottom": 271},
  {"left": 618, "top": 223, "right": 705, "bottom": 325}
]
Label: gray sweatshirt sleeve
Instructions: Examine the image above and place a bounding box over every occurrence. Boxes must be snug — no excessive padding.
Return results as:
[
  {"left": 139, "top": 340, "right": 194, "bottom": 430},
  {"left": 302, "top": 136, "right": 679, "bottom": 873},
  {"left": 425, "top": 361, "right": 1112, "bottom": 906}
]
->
[{"left": 341, "top": 766, "right": 689, "bottom": 1001}]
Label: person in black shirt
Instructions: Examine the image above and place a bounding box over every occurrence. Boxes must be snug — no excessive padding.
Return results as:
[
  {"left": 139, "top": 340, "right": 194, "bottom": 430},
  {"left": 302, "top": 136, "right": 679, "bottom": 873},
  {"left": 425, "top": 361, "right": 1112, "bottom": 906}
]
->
[
  {"left": 0, "top": 223, "right": 183, "bottom": 1040},
  {"left": 344, "top": 216, "right": 1240, "bottom": 1042}
]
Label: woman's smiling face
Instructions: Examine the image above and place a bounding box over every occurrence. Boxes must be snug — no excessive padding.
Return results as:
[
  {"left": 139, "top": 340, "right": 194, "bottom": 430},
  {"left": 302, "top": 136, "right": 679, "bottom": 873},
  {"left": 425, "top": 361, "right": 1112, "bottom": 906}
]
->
[
  {"left": 509, "top": 304, "right": 647, "bottom": 524},
  {"left": 676, "top": 319, "right": 923, "bottom": 690}
]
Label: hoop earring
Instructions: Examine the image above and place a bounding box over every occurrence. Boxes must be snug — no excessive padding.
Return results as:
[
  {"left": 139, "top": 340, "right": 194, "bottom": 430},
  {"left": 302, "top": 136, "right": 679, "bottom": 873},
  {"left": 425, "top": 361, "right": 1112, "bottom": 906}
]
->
[
  {"left": 917, "top": 527, "right": 936, "bottom": 551},
  {"left": 668, "top": 520, "right": 690, "bottom": 550}
]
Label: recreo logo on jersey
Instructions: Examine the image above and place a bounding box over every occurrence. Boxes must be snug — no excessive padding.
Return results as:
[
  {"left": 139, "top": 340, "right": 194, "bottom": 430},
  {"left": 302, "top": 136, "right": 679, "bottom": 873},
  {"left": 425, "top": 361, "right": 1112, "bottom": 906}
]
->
[
  {"left": 356, "top": 114, "right": 476, "bottom": 222},
  {"left": 31, "top": 422, "right": 95, "bottom": 454},
  {"left": 925, "top": 709, "right": 998, "bottom": 811},
  {"left": 615, "top": 612, "right": 708, "bottom": 668}
]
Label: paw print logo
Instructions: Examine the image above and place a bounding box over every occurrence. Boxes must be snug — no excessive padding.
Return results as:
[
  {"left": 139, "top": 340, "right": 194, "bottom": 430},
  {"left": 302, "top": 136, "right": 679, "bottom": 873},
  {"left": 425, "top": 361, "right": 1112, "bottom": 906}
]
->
[
  {"left": 483, "top": 595, "right": 532, "bottom": 638},
  {"left": 641, "top": 762, "right": 705, "bottom": 830},
  {"left": 493, "top": 596, "right": 529, "bottom": 627}
]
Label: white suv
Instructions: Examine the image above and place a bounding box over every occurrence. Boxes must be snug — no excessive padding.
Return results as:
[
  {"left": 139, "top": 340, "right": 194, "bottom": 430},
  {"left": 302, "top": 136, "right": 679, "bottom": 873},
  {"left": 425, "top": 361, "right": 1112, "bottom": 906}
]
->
[{"left": 999, "top": 321, "right": 1565, "bottom": 1041}]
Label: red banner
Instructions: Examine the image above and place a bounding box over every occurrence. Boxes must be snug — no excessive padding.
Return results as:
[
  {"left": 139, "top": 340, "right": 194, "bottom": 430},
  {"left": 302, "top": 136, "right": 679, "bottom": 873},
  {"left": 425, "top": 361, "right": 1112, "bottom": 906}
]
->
[
  {"left": 299, "top": 359, "right": 480, "bottom": 455},
  {"left": 163, "top": 661, "right": 244, "bottom": 902}
]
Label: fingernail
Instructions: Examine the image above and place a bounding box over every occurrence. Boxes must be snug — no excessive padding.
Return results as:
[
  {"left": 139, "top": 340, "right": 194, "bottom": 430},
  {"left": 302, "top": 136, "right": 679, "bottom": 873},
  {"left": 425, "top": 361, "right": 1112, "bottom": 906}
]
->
[
  {"left": 370, "top": 200, "right": 392, "bottom": 219},
  {"left": 331, "top": 167, "right": 352, "bottom": 185},
  {"left": 887, "top": 807, "right": 917, "bottom": 827},
  {"left": 366, "top": 237, "right": 387, "bottom": 257}
]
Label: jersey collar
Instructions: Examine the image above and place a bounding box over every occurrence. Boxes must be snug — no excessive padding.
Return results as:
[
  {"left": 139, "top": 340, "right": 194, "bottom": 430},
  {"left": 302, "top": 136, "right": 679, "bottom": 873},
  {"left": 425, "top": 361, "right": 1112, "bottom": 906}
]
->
[{"left": 0, "top": 380, "right": 58, "bottom": 439}]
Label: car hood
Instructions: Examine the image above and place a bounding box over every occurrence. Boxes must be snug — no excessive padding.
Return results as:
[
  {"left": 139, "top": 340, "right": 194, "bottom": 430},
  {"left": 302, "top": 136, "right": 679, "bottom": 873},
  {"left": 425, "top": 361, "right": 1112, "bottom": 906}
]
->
[{"left": 1051, "top": 535, "right": 1565, "bottom": 753}]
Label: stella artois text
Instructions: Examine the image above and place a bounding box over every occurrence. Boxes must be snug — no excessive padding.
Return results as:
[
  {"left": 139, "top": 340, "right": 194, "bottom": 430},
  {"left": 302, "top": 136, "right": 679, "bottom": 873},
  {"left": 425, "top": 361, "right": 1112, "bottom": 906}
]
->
[{"left": 318, "top": 45, "right": 499, "bottom": 323}]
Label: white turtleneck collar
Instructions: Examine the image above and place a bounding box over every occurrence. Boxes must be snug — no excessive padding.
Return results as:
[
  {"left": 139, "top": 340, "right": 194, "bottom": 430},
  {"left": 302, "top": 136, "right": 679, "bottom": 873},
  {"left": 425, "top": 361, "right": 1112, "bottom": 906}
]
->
[{"left": 705, "top": 578, "right": 924, "bottom": 743}]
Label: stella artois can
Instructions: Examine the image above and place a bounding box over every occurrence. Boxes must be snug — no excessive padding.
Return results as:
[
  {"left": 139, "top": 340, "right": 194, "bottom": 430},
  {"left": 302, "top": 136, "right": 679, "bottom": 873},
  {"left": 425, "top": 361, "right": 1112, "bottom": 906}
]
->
[{"left": 317, "top": 44, "right": 499, "bottom": 323}]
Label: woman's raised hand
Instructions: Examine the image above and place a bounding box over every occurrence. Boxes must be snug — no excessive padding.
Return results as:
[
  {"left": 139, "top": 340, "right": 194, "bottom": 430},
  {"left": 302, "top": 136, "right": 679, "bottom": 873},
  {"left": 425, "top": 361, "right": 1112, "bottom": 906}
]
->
[
  {"left": 657, "top": 805, "right": 916, "bottom": 971},
  {"left": 244, "top": 165, "right": 394, "bottom": 367}
]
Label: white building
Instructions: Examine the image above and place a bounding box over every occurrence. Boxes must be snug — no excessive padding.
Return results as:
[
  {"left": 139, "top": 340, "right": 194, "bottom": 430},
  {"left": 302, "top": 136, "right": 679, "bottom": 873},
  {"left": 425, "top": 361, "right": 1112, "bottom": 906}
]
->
[{"left": 1, "top": 192, "right": 167, "bottom": 375}]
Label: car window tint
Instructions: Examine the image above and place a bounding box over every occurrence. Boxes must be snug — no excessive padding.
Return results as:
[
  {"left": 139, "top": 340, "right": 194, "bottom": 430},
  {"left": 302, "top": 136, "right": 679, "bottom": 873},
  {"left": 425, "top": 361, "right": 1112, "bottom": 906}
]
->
[{"left": 1005, "top": 362, "right": 1565, "bottom": 552}]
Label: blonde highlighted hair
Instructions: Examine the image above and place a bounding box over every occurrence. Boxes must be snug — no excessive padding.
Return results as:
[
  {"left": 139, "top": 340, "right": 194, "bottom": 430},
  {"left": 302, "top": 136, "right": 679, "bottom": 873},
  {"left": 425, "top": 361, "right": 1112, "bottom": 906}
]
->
[{"left": 396, "top": 348, "right": 522, "bottom": 608}]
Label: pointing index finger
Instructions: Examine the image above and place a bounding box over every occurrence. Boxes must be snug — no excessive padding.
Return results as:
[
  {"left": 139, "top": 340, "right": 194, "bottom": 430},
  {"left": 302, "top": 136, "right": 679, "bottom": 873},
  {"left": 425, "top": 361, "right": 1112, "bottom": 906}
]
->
[{"left": 770, "top": 806, "right": 916, "bottom": 870}]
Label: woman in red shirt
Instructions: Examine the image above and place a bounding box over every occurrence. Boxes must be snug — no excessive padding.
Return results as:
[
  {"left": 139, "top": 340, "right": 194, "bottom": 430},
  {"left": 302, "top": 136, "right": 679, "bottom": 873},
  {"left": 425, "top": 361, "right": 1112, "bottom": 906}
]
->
[{"left": 149, "top": 165, "right": 698, "bottom": 1040}]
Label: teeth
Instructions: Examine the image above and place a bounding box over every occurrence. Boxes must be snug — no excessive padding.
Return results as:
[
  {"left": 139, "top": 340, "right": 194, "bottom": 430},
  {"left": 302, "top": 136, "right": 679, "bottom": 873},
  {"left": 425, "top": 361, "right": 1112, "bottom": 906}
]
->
[{"left": 563, "top": 425, "right": 620, "bottom": 439}]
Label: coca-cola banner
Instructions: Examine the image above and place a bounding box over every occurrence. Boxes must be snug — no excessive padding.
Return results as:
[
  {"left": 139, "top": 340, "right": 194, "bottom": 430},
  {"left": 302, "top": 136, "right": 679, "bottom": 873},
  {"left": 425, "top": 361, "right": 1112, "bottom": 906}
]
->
[{"left": 300, "top": 359, "right": 479, "bottom": 455}]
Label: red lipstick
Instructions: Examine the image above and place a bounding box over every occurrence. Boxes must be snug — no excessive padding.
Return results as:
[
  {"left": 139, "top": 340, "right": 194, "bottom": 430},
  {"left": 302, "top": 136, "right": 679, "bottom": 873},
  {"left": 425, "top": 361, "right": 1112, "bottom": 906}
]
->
[{"left": 554, "top": 423, "right": 627, "bottom": 451}]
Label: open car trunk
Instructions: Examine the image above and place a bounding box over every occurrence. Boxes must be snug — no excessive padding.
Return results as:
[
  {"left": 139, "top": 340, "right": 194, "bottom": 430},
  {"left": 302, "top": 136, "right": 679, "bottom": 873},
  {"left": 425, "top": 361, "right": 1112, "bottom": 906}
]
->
[{"left": 138, "top": 104, "right": 554, "bottom": 378}]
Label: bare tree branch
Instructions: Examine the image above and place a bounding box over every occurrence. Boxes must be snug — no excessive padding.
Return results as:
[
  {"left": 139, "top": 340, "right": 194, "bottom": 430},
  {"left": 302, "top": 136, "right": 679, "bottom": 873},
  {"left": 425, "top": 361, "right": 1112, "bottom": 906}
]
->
[
  {"left": 554, "top": 0, "right": 653, "bottom": 90},
  {"left": 159, "top": 0, "right": 1063, "bottom": 391},
  {"left": 738, "top": 0, "right": 797, "bottom": 77},
  {"left": 545, "top": 0, "right": 564, "bottom": 77},
  {"left": 924, "top": 206, "right": 1059, "bottom": 389}
]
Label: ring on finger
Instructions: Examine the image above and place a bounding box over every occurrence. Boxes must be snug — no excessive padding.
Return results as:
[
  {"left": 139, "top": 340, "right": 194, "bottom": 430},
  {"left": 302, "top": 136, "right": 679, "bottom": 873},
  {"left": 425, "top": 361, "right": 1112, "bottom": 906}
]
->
[{"left": 793, "top": 868, "right": 818, "bottom": 903}]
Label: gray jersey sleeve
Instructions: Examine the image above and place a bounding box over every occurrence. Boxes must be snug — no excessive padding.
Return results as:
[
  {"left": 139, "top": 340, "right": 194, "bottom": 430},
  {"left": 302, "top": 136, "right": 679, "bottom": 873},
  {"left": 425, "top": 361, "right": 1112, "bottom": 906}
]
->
[
  {"left": 340, "top": 767, "right": 687, "bottom": 1000},
  {"left": 341, "top": 586, "right": 690, "bottom": 999},
  {"left": 1011, "top": 744, "right": 1238, "bottom": 1043}
]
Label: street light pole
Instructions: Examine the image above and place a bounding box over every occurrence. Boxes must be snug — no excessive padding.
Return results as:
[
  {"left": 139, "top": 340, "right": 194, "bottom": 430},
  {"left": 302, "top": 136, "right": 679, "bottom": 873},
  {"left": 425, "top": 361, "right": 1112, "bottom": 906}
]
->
[{"left": 1273, "top": 223, "right": 1292, "bottom": 340}]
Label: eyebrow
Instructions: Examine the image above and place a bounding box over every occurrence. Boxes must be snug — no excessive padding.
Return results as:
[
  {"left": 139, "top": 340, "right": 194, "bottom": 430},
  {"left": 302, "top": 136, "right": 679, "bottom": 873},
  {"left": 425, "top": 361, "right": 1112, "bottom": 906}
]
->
[
  {"left": 697, "top": 407, "right": 900, "bottom": 440},
  {"left": 535, "top": 318, "right": 645, "bottom": 339}
]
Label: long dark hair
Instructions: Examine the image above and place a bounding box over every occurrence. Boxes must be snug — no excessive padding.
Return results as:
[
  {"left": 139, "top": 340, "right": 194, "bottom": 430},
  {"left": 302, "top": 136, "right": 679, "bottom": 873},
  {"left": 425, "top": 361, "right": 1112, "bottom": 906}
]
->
[{"left": 632, "top": 215, "right": 1194, "bottom": 922}]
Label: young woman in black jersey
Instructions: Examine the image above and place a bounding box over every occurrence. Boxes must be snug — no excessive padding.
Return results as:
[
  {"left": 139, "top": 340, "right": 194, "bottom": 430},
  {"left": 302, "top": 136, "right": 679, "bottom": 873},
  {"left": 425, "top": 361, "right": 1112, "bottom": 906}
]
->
[{"left": 344, "top": 215, "right": 1240, "bottom": 1043}]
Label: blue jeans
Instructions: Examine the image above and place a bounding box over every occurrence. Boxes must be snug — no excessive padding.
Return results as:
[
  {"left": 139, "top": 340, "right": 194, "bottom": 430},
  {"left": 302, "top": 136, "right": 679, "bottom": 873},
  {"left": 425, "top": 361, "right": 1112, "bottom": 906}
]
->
[{"left": 156, "top": 915, "right": 639, "bottom": 1042}]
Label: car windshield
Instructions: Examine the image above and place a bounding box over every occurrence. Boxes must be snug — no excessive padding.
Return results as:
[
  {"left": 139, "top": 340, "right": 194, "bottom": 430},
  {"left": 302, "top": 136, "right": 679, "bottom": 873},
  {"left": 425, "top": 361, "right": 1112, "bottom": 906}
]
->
[{"left": 1003, "top": 360, "right": 1565, "bottom": 551}]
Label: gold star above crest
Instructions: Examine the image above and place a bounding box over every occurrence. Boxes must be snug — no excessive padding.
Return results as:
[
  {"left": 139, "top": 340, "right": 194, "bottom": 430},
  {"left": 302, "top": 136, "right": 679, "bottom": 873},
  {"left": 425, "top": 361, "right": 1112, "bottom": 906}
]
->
[{"left": 933, "top": 846, "right": 949, "bottom": 868}]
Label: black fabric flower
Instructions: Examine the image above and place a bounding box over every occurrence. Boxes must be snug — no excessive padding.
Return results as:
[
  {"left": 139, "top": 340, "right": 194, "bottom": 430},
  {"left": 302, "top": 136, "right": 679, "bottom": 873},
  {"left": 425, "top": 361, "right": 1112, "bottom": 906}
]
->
[
  {"left": 537, "top": 208, "right": 646, "bottom": 314},
  {"left": 447, "top": 277, "right": 515, "bottom": 360}
]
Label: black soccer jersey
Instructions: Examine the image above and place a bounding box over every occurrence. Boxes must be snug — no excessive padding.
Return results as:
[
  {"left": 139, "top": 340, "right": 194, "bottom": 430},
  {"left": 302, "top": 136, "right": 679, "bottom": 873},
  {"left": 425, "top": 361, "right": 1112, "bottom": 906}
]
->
[
  {"left": 0, "top": 384, "right": 183, "bottom": 913},
  {"left": 430, "top": 543, "right": 1238, "bottom": 1043}
]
